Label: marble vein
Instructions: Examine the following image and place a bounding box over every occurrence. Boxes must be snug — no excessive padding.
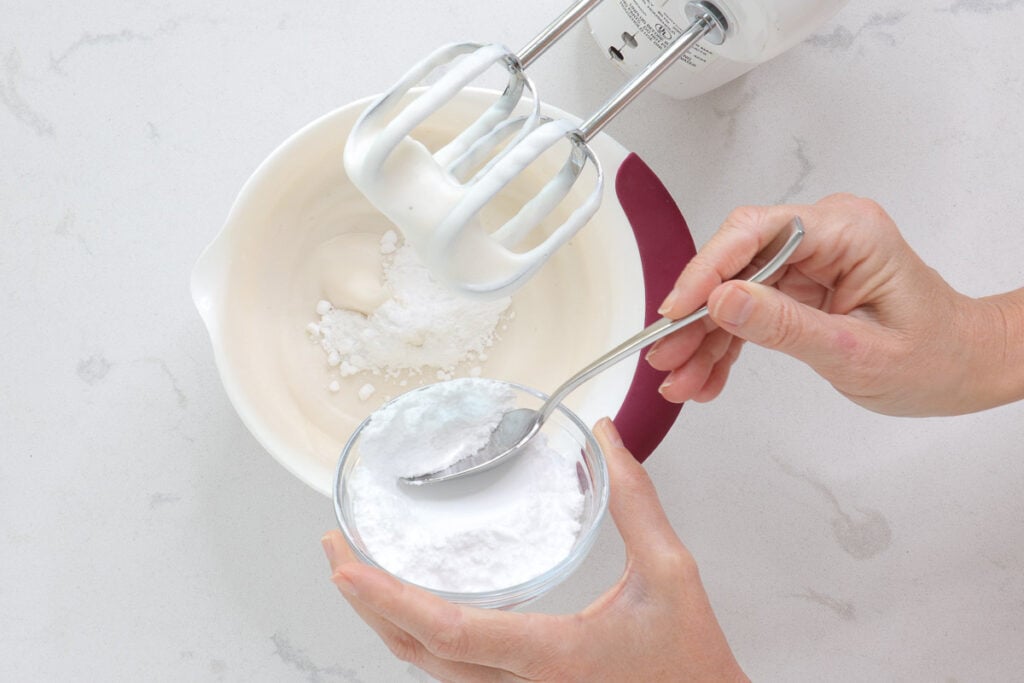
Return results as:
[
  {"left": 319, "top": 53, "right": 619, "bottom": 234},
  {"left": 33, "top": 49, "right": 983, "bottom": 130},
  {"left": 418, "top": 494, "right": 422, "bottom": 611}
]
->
[
  {"left": 0, "top": 49, "right": 56, "bottom": 137},
  {"left": 712, "top": 87, "right": 756, "bottom": 143},
  {"left": 149, "top": 492, "right": 182, "bottom": 508},
  {"left": 776, "top": 137, "right": 813, "bottom": 204},
  {"left": 54, "top": 210, "right": 94, "bottom": 255},
  {"left": 48, "top": 16, "right": 210, "bottom": 74},
  {"left": 270, "top": 633, "right": 364, "bottom": 683},
  {"left": 143, "top": 357, "right": 188, "bottom": 409},
  {"left": 790, "top": 588, "right": 857, "bottom": 621},
  {"left": 50, "top": 29, "right": 150, "bottom": 74},
  {"left": 77, "top": 355, "right": 112, "bottom": 385},
  {"left": 807, "top": 11, "right": 907, "bottom": 51},
  {"left": 774, "top": 456, "right": 893, "bottom": 559},
  {"left": 945, "top": 0, "right": 1022, "bottom": 13}
]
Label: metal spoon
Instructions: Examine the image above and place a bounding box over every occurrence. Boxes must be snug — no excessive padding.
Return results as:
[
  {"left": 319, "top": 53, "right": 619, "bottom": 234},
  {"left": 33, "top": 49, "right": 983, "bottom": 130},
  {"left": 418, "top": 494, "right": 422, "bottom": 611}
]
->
[{"left": 401, "top": 217, "right": 805, "bottom": 485}]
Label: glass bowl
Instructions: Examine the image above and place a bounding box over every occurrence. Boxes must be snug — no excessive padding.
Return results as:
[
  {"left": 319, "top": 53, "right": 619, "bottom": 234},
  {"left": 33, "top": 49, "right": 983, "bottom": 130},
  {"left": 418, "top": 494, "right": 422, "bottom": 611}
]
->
[{"left": 333, "top": 380, "right": 609, "bottom": 610}]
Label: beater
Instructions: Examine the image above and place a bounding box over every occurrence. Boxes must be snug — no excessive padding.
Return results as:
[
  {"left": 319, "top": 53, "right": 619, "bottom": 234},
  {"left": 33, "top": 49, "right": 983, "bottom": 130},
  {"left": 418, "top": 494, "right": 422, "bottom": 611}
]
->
[{"left": 344, "top": 0, "right": 845, "bottom": 297}]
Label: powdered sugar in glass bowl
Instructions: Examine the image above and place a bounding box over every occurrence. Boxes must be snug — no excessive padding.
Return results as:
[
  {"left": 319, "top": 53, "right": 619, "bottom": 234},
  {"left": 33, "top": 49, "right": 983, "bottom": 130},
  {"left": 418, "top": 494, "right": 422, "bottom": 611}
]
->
[{"left": 333, "top": 378, "right": 609, "bottom": 610}]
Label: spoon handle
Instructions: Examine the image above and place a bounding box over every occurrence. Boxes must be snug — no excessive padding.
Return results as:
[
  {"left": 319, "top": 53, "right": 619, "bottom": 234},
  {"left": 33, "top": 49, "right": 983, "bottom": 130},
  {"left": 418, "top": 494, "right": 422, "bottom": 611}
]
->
[{"left": 536, "top": 217, "right": 805, "bottom": 424}]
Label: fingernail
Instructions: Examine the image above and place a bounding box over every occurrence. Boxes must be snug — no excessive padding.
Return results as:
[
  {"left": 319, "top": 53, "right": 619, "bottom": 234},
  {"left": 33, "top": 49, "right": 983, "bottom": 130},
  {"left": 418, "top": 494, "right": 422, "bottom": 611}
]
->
[
  {"left": 657, "top": 289, "right": 678, "bottom": 316},
  {"left": 645, "top": 343, "right": 659, "bottom": 363},
  {"left": 331, "top": 568, "right": 358, "bottom": 597},
  {"left": 658, "top": 375, "right": 672, "bottom": 394},
  {"left": 595, "top": 418, "right": 624, "bottom": 448},
  {"left": 715, "top": 287, "right": 754, "bottom": 327},
  {"left": 321, "top": 533, "right": 342, "bottom": 566}
]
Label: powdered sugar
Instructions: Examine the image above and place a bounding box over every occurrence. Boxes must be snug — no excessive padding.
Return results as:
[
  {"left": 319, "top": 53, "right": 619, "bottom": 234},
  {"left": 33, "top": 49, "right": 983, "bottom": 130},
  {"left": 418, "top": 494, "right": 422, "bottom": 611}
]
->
[
  {"left": 347, "top": 378, "right": 586, "bottom": 593},
  {"left": 308, "top": 231, "right": 511, "bottom": 397},
  {"left": 360, "top": 378, "right": 513, "bottom": 477}
]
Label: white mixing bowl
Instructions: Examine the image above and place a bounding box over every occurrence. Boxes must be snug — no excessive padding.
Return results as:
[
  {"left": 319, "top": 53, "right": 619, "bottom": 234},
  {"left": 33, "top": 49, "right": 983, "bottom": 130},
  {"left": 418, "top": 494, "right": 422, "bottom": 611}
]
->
[{"left": 191, "top": 89, "right": 690, "bottom": 495}]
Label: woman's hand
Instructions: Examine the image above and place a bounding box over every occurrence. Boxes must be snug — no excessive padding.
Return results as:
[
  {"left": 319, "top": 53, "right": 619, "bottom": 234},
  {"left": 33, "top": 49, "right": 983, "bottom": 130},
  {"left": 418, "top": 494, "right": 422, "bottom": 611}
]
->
[
  {"left": 321, "top": 419, "right": 748, "bottom": 683},
  {"left": 648, "top": 193, "right": 1023, "bottom": 416}
]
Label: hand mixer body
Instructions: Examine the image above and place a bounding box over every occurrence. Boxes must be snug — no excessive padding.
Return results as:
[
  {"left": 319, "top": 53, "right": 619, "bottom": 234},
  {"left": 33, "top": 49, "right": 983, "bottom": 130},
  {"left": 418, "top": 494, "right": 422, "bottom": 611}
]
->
[{"left": 589, "top": 0, "right": 850, "bottom": 99}]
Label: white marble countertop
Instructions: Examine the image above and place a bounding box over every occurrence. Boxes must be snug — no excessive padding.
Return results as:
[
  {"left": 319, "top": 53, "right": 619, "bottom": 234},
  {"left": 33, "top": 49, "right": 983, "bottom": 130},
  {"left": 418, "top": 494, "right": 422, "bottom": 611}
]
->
[{"left": 3, "top": 1, "right": 1023, "bottom": 681}]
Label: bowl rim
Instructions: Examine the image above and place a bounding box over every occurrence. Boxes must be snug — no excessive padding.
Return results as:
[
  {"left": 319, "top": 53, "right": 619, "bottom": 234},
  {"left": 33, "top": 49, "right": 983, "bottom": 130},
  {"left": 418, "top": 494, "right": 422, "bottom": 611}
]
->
[
  {"left": 332, "top": 379, "right": 610, "bottom": 609},
  {"left": 191, "top": 88, "right": 644, "bottom": 496}
]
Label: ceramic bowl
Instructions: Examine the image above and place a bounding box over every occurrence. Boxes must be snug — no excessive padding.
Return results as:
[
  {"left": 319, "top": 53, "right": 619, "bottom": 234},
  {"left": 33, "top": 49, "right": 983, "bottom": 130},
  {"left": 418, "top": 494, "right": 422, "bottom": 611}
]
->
[{"left": 191, "top": 89, "right": 694, "bottom": 495}]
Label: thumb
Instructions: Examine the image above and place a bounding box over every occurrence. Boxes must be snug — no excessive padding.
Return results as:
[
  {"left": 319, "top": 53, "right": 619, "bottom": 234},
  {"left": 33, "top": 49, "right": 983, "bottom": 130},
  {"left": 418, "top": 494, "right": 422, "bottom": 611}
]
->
[
  {"left": 593, "top": 419, "right": 688, "bottom": 560},
  {"left": 708, "top": 280, "right": 851, "bottom": 372}
]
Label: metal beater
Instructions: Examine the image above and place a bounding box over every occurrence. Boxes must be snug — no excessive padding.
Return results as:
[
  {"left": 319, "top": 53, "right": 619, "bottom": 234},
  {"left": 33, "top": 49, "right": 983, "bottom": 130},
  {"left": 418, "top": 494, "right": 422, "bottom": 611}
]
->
[{"left": 344, "top": 0, "right": 729, "bottom": 296}]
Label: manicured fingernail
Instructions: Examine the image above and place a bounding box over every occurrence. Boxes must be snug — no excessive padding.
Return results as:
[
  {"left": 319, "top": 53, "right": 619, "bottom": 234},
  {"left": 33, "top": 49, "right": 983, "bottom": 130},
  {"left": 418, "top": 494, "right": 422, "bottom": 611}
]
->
[
  {"left": 331, "top": 568, "right": 358, "bottom": 597},
  {"left": 715, "top": 287, "right": 754, "bottom": 327},
  {"left": 595, "top": 418, "right": 623, "bottom": 448},
  {"left": 658, "top": 375, "right": 672, "bottom": 394},
  {"left": 321, "top": 533, "right": 342, "bottom": 566},
  {"left": 645, "top": 343, "right": 659, "bottom": 363},
  {"left": 657, "top": 289, "right": 678, "bottom": 316}
]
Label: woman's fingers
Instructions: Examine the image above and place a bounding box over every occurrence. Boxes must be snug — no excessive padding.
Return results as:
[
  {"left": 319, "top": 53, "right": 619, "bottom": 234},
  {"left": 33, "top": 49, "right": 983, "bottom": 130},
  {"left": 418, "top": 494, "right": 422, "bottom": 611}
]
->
[
  {"left": 322, "top": 532, "right": 525, "bottom": 681},
  {"left": 707, "top": 280, "right": 875, "bottom": 380},
  {"left": 657, "top": 327, "right": 735, "bottom": 404},
  {"left": 346, "top": 597, "right": 514, "bottom": 683},
  {"left": 646, "top": 316, "right": 716, "bottom": 372},
  {"left": 659, "top": 204, "right": 814, "bottom": 320},
  {"left": 321, "top": 530, "right": 356, "bottom": 570},
  {"left": 594, "top": 419, "right": 691, "bottom": 564},
  {"left": 692, "top": 336, "right": 745, "bottom": 403},
  {"left": 321, "top": 534, "right": 423, "bottom": 668},
  {"left": 330, "top": 559, "right": 568, "bottom": 676}
]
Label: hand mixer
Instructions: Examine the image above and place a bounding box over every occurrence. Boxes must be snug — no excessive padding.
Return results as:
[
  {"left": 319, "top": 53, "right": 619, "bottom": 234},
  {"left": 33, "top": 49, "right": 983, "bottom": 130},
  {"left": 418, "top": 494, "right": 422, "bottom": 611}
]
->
[{"left": 345, "top": 0, "right": 732, "bottom": 297}]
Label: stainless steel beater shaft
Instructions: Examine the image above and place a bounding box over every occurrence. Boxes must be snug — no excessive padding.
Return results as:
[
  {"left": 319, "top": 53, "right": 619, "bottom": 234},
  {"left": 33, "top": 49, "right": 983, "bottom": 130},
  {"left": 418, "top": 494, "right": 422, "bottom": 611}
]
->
[
  {"left": 576, "top": 1, "right": 728, "bottom": 141},
  {"left": 517, "top": 0, "right": 604, "bottom": 68},
  {"left": 514, "top": 0, "right": 730, "bottom": 141}
]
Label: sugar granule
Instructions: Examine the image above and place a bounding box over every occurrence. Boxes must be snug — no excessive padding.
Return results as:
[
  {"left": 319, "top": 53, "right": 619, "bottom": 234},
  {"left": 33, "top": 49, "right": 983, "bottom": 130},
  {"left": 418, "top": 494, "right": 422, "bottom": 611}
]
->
[{"left": 309, "top": 234, "right": 511, "bottom": 390}]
